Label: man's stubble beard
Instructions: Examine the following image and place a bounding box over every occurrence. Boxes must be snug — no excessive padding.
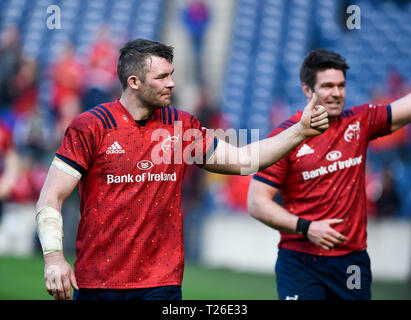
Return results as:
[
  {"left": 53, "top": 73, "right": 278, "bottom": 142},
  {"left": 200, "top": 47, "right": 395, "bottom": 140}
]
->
[{"left": 138, "top": 88, "right": 170, "bottom": 109}]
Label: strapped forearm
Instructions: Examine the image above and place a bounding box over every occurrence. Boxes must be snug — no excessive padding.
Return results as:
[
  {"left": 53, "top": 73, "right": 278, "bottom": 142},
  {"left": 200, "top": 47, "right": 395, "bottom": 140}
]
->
[{"left": 36, "top": 206, "right": 64, "bottom": 255}]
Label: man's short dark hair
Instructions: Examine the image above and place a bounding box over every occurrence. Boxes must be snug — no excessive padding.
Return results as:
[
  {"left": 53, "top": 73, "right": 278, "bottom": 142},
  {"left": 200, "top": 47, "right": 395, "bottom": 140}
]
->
[
  {"left": 299, "top": 49, "right": 350, "bottom": 89},
  {"left": 117, "top": 39, "right": 174, "bottom": 90}
]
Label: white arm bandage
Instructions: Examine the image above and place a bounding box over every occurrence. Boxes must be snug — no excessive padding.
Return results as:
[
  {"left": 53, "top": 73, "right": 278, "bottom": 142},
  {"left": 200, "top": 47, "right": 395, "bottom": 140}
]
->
[
  {"left": 36, "top": 206, "right": 64, "bottom": 255},
  {"left": 52, "top": 159, "right": 82, "bottom": 180}
]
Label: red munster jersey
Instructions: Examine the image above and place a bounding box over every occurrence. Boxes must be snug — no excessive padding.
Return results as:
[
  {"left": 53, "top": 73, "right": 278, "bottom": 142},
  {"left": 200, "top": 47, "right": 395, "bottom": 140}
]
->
[
  {"left": 254, "top": 104, "right": 392, "bottom": 256},
  {"left": 56, "top": 99, "right": 217, "bottom": 289}
]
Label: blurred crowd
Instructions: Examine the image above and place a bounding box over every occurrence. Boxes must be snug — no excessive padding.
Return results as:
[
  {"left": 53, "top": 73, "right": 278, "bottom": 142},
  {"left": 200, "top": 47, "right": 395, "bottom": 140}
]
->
[
  {"left": 0, "top": 23, "right": 123, "bottom": 202},
  {"left": 0, "top": 24, "right": 123, "bottom": 255}
]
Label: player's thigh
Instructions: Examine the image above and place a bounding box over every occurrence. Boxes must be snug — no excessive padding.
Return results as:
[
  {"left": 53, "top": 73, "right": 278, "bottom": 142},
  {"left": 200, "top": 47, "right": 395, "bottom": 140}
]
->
[
  {"left": 328, "top": 250, "right": 372, "bottom": 300},
  {"left": 275, "top": 249, "right": 327, "bottom": 300}
]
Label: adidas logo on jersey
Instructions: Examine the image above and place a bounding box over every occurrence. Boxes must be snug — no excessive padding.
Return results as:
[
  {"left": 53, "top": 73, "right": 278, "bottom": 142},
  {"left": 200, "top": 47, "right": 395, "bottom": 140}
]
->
[
  {"left": 296, "top": 144, "right": 314, "bottom": 157},
  {"left": 106, "top": 141, "right": 125, "bottom": 154}
]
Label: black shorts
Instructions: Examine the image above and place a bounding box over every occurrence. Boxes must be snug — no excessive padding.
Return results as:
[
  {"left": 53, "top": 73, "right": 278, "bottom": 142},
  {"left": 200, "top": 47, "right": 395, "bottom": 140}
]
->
[{"left": 275, "top": 248, "right": 372, "bottom": 300}]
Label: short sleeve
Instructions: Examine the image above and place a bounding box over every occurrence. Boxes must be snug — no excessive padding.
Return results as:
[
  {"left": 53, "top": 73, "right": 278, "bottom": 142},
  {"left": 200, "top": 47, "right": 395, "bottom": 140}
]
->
[
  {"left": 183, "top": 114, "right": 218, "bottom": 167},
  {"left": 252, "top": 113, "right": 302, "bottom": 189},
  {"left": 364, "top": 104, "right": 392, "bottom": 141},
  {"left": 253, "top": 127, "right": 289, "bottom": 189},
  {"left": 55, "top": 117, "right": 97, "bottom": 175},
  {"left": 254, "top": 158, "right": 288, "bottom": 189}
]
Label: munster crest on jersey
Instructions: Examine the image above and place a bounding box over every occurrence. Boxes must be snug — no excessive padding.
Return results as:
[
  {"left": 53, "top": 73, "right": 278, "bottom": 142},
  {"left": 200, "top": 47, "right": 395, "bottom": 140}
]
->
[
  {"left": 344, "top": 121, "right": 360, "bottom": 142},
  {"left": 162, "top": 134, "right": 180, "bottom": 152}
]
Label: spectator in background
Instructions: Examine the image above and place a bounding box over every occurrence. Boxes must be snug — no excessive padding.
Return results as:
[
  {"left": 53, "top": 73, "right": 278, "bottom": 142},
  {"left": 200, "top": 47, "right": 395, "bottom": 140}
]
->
[
  {"left": 50, "top": 42, "right": 84, "bottom": 119},
  {"left": 371, "top": 70, "right": 407, "bottom": 106},
  {"left": 181, "top": 0, "right": 210, "bottom": 85},
  {"left": 0, "top": 142, "right": 46, "bottom": 256},
  {"left": 1, "top": 109, "right": 50, "bottom": 256},
  {"left": 82, "top": 26, "right": 119, "bottom": 110},
  {"left": 375, "top": 167, "right": 400, "bottom": 218},
  {"left": 53, "top": 95, "right": 82, "bottom": 145},
  {"left": 12, "top": 59, "right": 39, "bottom": 117},
  {"left": 187, "top": 88, "right": 230, "bottom": 210},
  {"left": 0, "top": 120, "right": 19, "bottom": 223},
  {"left": 364, "top": 164, "right": 380, "bottom": 218},
  {"left": 369, "top": 70, "right": 410, "bottom": 164},
  {"left": 0, "top": 25, "right": 23, "bottom": 127},
  {"left": 8, "top": 152, "right": 45, "bottom": 205},
  {"left": 386, "top": 69, "right": 407, "bottom": 99},
  {"left": 365, "top": 163, "right": 401, "bottom": 219},
  {"left": 12, "top": 109, "right": 55, "bottom": 163}
]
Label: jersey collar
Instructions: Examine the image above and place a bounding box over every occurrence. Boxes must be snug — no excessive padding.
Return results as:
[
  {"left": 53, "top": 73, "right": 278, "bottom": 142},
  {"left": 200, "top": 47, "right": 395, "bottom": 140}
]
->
[{"left": 113, "top": 99, "right": 162, "bottom": 128}]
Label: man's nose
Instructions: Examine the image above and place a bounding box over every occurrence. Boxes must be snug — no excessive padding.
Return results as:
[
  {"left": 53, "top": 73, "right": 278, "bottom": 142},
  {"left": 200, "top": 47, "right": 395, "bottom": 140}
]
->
[
  {"left": 167, "top": 76, "right": 175, "bottom": 89},
  {"left": 332, "top": 86, "right": 341, "bottom": 97}
]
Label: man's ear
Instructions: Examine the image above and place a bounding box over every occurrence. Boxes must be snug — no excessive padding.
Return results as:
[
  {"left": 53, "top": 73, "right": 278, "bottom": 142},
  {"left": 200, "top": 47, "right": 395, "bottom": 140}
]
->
[
  {"left": 127, "top": 75, "right": 141, "bottom": 90},
  {"left": 302, "top": 83, "right": 313, "bottom": 100}
]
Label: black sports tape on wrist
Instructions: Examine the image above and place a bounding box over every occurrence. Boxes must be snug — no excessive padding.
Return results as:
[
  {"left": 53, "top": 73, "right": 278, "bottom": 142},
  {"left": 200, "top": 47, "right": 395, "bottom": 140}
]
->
[{"left": 296, "top": 218, "right": 312, "bottom": 237}]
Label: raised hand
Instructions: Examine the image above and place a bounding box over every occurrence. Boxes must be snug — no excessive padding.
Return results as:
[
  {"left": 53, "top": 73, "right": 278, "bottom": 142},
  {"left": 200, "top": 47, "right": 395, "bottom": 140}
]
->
[{"left": 300, "top": 93, "right": 329, "bottom": 137}]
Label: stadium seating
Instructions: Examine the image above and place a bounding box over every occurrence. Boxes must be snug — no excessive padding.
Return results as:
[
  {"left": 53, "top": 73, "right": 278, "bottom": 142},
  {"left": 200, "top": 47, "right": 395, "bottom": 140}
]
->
[
  {"left": 221, "top": 0, "right": 411, "bottom": 133},
  {"left": 0, "top": 0, "right": 166, "bottom": 115},
  {"left": 0, "top": 0, "right": 165, "bottom": 62}
]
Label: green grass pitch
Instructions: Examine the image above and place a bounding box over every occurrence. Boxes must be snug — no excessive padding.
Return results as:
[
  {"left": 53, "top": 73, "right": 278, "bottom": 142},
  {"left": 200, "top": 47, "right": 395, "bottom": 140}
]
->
[{"left": 0, "top": 255, "right": 410, "bottom": 300}]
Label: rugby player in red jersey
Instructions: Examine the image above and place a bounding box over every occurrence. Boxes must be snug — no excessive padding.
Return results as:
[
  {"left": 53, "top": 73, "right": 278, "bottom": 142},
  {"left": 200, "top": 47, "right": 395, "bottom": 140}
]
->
[
  {"left": 36, "top": 39, "right": 329, "bottom": 300},
  {"left": 248, "top": 49, "right": 411, "bottom": 300}
]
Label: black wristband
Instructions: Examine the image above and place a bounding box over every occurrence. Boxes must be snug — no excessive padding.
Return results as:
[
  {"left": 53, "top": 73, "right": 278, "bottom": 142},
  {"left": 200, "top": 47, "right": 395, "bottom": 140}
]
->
[{"left": 296, "top": 218, "right": 312, "bottom": 237}]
